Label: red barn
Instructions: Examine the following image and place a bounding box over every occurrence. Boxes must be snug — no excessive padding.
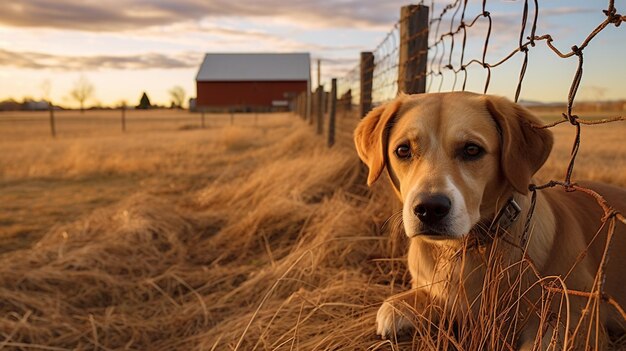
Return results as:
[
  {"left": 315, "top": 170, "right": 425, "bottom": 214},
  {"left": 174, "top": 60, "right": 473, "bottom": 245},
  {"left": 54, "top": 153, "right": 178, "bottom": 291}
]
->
[{"left": 195, "top": 53, "right": 310, "bottom": 112}]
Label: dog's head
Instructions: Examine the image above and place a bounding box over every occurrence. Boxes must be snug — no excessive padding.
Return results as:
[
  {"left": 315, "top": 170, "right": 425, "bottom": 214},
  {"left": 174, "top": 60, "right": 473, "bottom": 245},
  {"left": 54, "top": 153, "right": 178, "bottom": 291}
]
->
[{"left": 354, "top": 92, "right": 553, "bottom": 240}]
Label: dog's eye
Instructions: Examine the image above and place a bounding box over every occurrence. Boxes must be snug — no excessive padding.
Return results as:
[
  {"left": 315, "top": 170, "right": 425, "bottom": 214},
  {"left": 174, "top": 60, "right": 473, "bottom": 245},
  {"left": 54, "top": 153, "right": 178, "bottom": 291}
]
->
[
  {"left": 462, "top": 143, "right": 484, "bottom": 160},
  {"left": 395, "top": 144, "right": 412, "bottom": 159}
]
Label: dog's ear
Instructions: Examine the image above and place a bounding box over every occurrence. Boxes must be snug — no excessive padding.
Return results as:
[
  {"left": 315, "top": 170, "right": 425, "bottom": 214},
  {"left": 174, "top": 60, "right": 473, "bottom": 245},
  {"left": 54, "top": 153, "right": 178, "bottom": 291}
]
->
[
  {"left": 485, "top": 95, "right": 554, "bottom": 195},
  {"left": 354, "top": 98, "right": 404, "bottom": 186}
]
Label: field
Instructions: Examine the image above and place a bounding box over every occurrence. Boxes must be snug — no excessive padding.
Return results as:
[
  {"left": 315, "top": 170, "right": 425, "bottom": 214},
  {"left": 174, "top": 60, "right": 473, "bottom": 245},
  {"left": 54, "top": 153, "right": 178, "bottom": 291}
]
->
[{"left": 0, "top": 108, "right": 625, "bottom": 349}]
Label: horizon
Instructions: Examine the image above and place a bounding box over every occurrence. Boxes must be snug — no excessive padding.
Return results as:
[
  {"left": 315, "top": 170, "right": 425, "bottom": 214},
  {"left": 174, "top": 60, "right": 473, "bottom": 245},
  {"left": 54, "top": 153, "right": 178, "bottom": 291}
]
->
[{"left": 1, "top": 0, "right": 624, "bottom": 109}]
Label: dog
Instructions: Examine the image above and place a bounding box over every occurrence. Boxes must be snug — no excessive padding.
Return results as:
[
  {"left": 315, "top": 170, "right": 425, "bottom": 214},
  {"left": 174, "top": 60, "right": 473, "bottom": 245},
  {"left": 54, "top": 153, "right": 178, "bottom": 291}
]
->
[{"left": 354, "top": 92, "right": 626, "bottom": 349}]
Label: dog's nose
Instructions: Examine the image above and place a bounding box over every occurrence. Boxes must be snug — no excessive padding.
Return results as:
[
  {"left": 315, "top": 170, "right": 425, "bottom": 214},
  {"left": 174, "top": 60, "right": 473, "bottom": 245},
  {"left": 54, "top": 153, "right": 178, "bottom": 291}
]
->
[{"left": 414, "top": 194, "right": 451, "bottom": 225}]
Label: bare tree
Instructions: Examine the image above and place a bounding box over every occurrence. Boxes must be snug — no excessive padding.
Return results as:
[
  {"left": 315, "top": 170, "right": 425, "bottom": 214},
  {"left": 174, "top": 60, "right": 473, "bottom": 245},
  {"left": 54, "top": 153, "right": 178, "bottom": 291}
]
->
[
  {"left": 70, "top": 76, "right": 95, "bottom": 113},
  {"left": 168, "top": 86, "right": 186, "bottom": 109}
]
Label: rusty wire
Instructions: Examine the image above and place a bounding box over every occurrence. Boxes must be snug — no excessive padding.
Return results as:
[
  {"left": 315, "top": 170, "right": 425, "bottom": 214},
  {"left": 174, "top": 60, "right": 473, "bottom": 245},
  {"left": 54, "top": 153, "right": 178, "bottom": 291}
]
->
[
  {"left": 424, "top": 0, "right": 626, "bottom": 336},
  {"left": 337, "top": 64, "right": 360, "bottom": 107},
  {"left": 428, "top": 0, "right": 626, "bottom": 338},
  {"left": 371, "top": 25, "right": 400, "bottom": 105},
  {"left": 330, "top": 0, "right": 626, "bottom": 343}
]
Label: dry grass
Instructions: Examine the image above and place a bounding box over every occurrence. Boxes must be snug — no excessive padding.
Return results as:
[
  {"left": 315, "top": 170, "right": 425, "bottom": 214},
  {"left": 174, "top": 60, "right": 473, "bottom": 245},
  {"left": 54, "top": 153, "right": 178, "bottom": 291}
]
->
[
  {"left": 0, "top": 110, "right": 286, "bottom": 252},
  {"left": 0, "top": 110, "right": 624, "bottom": 350}
]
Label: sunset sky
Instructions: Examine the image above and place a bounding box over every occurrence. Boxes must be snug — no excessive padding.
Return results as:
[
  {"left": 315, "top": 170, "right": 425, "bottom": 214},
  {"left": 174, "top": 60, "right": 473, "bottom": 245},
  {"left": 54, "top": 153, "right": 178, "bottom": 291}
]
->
[{"left": 0, "top": 0, "right": 624, "bottom": 108}]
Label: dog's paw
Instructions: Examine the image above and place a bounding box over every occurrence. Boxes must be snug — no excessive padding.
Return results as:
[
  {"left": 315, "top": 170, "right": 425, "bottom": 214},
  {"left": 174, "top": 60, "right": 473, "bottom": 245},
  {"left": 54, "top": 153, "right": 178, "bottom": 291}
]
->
[{"left": 376, "top": 300, "right": 414, "bottom": 339}]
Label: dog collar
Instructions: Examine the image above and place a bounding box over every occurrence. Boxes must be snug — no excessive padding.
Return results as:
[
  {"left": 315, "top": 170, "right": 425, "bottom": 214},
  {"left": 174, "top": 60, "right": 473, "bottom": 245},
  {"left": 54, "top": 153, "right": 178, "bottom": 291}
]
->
[{"left": 490, "top": 197, "right": 522, "bottom": 231}]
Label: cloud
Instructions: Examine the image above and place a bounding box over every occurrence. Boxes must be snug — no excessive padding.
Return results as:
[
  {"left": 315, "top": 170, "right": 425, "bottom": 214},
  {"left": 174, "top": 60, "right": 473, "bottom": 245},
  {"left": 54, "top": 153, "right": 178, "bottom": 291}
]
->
[
  {"left": 0, "top": 0, "right": 405, "bottom": 32},
  {"left": 132, "top": 21, "right": 316, "bottom": 52},
  {"left": 150, "top": 21, "right": 282, "bottom": 41},
  {"left": 0, "top": 48, "right": 202, "bottom": 70}
]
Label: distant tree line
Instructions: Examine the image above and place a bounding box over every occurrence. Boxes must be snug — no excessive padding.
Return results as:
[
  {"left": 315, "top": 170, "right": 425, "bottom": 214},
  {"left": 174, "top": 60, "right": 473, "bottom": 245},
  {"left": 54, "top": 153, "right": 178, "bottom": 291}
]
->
[
  {"left": 1, "top": 80, "right": 188, "bottom": 112},
  {"left": 0, "top": 98, "right": 51, "bottom": 111}
]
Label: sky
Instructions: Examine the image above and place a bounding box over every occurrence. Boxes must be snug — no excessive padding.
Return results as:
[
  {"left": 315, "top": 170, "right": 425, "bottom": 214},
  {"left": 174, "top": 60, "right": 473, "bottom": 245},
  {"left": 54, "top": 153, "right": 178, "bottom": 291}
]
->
[{"left": 0, "top": 0, "right": 624, "bottom": 108}]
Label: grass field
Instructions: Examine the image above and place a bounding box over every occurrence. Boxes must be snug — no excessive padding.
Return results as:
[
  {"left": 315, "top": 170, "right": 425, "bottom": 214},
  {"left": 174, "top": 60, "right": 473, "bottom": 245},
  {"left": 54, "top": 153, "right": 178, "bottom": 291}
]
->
[
  {"left": 0, "top": 108, "right": 624, "bottom": 349},
  {"left": 0, "top": 110, "right": 275, "bottom": 252}
]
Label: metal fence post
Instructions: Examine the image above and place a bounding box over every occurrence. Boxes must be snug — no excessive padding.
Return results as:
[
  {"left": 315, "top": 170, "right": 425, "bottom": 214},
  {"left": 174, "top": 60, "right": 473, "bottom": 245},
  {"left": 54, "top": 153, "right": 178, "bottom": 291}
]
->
[
  {"left": 360, "top": 51, "right": 374, "bottom": 118},
  {"left": 398, "top": 5, "right": 429, "bottom": 94},
  {"left": 328, "top": 78, "right": 337, "bottom": 147}
]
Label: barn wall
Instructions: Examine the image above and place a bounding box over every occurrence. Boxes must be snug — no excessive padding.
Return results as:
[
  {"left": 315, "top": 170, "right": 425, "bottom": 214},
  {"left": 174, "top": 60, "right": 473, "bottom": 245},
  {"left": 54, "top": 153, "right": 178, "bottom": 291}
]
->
[{"left": 196, "top": 81, "right": 307, "bottom": 110}]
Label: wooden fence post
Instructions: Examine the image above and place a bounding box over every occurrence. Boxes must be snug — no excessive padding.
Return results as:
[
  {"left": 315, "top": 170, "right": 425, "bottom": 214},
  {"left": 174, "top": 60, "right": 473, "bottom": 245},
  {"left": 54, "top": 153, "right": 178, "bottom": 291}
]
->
[
  {"left": 309, "top": 90, "right": 315, "bottom": 125},
  {"left": 49, "top": 106, "right": 56, "bottom": 138},
  {"left": 360, "top": 51, "right": 374, "bottom": 118},
  {"left": 316, "top": 85, "right": 323, "bottom": 135},
  {"left": 306, "top": 89, "right": 312, "bottom": 123},
  {"left": 327, "top": 78, "right": 337, "bottom": 147},
  {"left": 201, "top": 109, "right": 205, "bottom": 128},
  {"left": 398, "top": 5, "right": 429, "bottom": 94},
  {"left": 295, "top": 94, "right": 300, "bottom": 117},
  {"left": 121, "top": 105, "right": 126, "bottom": 132}
]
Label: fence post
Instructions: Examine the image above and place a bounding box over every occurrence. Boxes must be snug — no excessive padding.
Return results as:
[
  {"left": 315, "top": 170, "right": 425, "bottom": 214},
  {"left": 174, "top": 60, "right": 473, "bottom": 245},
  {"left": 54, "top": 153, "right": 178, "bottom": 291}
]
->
[
  {"left": 360, "top": 51, "right": 374, "bottom": 118},
  {"left": 49, "top": 105, "right": 56, "bottom": 138},
  {"left": 296, "top": 94, "right": 301, "bottom": 118},
  {"left": 345, "top": 89, "right": 352, "bottom": 112},
  {"left": 328, "top": 78, "right": 337, "bottom": 147},
  {"left": 201, "top": 109, "right": 205, "bottom": 128},
  {"left": 398, "top": 5, "right": 429, "bottom": 94},
  {"left": 316, "top": 85, "right": 323, "bottom": 135},
  {"left": 306, "top": 81, "right": 312, "bottom": 124},
  {"left": 309, "top": 90, "right": 316, "bottom": 125},
  {"left": 121, "top": 105, "right": 126, "bottom": 132}
]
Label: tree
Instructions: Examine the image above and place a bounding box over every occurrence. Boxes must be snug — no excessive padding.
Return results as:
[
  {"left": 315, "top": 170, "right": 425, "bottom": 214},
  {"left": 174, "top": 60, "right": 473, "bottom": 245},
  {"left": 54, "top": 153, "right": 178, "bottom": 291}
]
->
[
  {"left": 137, "top": 92, "right": 152, "bottom": 109},
  {"left": 168, "top": 86, "right": 186, "bottom": 109},
  {"left": 70, "top": 76, "right": 94, "bottom": 113}
]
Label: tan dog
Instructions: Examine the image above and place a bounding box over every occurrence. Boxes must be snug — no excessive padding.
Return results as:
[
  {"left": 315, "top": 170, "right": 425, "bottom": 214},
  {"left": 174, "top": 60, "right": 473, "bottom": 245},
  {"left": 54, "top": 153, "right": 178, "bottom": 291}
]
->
[{"left": 354, "top": 92, "right": 626, "bottom": 349}]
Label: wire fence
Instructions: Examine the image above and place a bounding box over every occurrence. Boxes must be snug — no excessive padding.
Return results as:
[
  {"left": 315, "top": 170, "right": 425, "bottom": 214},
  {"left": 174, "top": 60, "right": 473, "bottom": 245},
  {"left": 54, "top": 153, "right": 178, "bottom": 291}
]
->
[
  {"left": 0, "top": 109, "right": 270, "bottom": 141},
  {"left": 294, "top": 0, "right": 625, "bottom": 348},
  {"left": 371, "top": 26, "right": 400, "bottom": 105}
]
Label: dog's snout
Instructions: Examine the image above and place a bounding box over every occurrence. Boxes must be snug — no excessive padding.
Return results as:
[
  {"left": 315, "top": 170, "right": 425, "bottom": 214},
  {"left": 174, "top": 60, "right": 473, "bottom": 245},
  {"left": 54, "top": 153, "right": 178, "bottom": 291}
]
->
[{"left": 413, "top": 194, "right": 451, "bottom": 226}]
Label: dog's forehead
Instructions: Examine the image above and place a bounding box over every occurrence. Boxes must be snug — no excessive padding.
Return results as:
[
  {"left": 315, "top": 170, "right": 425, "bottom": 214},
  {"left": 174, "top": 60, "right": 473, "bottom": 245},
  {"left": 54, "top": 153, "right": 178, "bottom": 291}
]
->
[{"left": 392, "top": 93, "right": 496, "bottom": 140}]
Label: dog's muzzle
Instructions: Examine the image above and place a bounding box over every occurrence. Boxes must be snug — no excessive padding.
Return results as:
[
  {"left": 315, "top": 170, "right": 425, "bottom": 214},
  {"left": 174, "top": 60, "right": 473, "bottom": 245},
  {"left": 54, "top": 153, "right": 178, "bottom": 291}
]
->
[{"left": 413, "top": 193, "right": 452, "bottom": 236}]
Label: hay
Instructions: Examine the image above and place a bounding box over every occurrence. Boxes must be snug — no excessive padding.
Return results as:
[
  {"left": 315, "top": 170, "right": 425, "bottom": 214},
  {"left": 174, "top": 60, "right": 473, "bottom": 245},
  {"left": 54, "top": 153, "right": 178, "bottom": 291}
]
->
[
  {"left": 0, "top": 121, "right": 404, "bottom": 350},
  {"left": 1, "top": 118, "right": 623, "bottom": 350}
]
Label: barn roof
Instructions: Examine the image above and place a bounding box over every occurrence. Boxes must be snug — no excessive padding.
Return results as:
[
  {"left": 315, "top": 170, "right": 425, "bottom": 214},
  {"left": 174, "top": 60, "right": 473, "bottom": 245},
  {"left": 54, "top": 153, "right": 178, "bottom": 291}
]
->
[{"left": 196, "top": 53, "right": 311, "bottom": 82}]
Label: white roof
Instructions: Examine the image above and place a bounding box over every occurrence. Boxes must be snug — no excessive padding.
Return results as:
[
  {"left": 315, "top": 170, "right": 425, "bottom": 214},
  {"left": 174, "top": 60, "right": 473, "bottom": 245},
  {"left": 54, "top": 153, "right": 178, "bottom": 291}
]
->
[{"left": 196, "top": 53, "right": 310, "bottom": 82}]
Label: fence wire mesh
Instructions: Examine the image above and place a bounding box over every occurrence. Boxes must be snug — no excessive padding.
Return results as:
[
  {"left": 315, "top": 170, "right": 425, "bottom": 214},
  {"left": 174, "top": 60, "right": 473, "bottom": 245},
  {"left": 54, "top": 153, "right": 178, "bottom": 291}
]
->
[
  {"left": 371, "top": 27, "right": 400, "bottom": 105},
  {"left": 314, "top": 0, "right": 625, "bottom": 348}
]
